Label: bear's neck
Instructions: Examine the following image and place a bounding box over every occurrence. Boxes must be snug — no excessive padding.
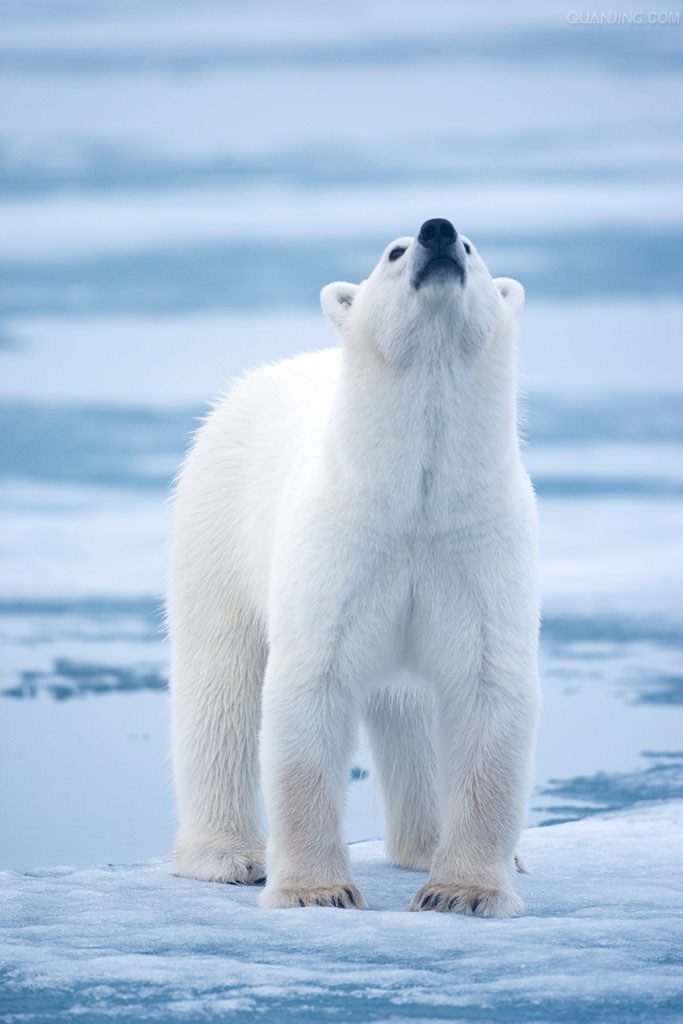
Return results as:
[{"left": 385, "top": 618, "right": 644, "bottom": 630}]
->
[{"left": 323, "top": 335, "right": 522, "bottom": 530}]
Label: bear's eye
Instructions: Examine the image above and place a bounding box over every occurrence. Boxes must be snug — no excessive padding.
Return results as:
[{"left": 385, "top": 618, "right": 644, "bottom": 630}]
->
[
  {"left": 388, "top": 246, "right": 406, "bottom": 262},
  {"left": 463, "top": 242, "right": 471, "bottom": 255}
]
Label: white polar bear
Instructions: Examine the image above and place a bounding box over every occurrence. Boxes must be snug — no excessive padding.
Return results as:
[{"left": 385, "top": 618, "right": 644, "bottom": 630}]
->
[{"left": 168, "top": 218, "right": 540, "bottom": 917}]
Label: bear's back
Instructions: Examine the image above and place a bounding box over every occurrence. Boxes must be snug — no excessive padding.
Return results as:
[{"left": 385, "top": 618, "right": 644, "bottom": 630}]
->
[{"left": 172, "top": 347, "right": 341, "bottom": 616}]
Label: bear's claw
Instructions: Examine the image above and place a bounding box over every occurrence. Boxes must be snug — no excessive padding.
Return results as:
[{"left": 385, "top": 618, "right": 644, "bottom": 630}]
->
[{"left": 228, "top": 864, "right": 266, "bottom": 886}]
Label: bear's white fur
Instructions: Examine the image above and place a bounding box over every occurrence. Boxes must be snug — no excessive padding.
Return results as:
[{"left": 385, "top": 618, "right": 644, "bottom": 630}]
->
[{"left": 168, "top": 222, "right": 540, "bottom": 916}]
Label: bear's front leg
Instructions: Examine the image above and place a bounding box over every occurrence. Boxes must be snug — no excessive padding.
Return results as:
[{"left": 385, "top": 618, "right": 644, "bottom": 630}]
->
[
  {"left": 410, "top": 667, "right": 540, "bottom": 916},
  {"left": 258, "top": 651, "right": 366, "bottom": 910},
  {"left": 410, "top": 579, "right": 540, "bottom": 918}
]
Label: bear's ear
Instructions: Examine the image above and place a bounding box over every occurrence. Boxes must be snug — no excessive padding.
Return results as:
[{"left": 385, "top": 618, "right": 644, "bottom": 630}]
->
[
  {"left": 494, "top": 277, "right": 525, "bottom": 315},
  {"left": 320, "top": 281, "right": 358, "bottom": 330}
]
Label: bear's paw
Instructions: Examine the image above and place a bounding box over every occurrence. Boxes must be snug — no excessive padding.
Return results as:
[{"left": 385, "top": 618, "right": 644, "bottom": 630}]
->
[
  {"left": 173, "top": 837, "right": 266, "bottom": 885},
  {"left": 409, "top": 881, "right": 522, "bottom": 917},
  {"left": 260, "top": 882, "right": 367, "bottom": 909}
]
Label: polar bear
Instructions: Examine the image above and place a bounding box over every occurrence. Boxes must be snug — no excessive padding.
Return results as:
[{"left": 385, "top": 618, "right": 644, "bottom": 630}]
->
[{"left": 169, "top": 218, "right": 540, "bottom": 917}]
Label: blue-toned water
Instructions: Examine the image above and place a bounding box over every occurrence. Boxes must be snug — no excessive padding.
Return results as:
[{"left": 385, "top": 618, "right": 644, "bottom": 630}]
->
[{"left": 1, "top": 0, "right": 681, "bottom": 881}]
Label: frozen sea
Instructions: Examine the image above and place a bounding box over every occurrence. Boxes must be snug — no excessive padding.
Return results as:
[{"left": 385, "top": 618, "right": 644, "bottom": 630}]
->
[{"left": 0, "top": 1, "right": 682, "bottom": 1021}]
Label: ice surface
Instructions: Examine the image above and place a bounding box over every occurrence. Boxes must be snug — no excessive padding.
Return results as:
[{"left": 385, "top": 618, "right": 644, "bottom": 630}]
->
[
  {"left": 3, "top": 180, "right": 683, "bottom": 262},
  {"left": 2, "top": 0, "right": 681, "bottom": 317},
  {"left": 1, "top": 302, "right": 683, "bottom": 407},
  {"left": 2, "top": 5, "right": 680, "bottom": 163},
  {"left": 1, "top": 803, "right": 682, "bottom": 1023},
  {"left": 0, "top": 0, "right": 569, "bottom": 54}
]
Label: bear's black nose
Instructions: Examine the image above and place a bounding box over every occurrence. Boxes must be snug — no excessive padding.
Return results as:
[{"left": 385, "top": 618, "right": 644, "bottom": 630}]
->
[{"left": 418, "top": 218, "right": 457, "bottom": 251}]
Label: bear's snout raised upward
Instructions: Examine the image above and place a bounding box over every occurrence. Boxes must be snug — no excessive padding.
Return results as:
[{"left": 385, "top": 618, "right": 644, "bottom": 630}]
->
[
  {"left": 412, "top": 217, "right": 466, "bottom": 290},
  {"left": 418, "top": 217, "right": 457, "bottom": 248}
]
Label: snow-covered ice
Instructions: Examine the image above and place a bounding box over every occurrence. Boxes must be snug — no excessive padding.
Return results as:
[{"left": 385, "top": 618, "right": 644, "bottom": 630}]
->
[{"left": 1, "top": 803, "right": 682, "bottom": 1023}]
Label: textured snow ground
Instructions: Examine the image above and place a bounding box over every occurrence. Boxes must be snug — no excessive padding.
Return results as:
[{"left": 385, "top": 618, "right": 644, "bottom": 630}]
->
[{"left": 1, "top": 803, "right": 682, "bottom": 1024}]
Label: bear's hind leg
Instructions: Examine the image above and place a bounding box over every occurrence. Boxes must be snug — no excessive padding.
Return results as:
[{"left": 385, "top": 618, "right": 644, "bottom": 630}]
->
[
  {"left": 170, "top": 592, "right": 266, "bottom": 884},
  {"left": 364, "top": 685, "right": 440, "bottom": 872}
]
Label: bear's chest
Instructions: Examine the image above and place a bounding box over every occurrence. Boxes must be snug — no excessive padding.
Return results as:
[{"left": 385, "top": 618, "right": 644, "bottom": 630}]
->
[{"left": 327, "top": 530, "right": 490, "bottom": 679}]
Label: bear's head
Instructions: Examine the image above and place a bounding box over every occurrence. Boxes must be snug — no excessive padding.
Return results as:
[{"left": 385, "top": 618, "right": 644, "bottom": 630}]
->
[{"left": 321, "top": 218, "right": 524, "bottom": 367}]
